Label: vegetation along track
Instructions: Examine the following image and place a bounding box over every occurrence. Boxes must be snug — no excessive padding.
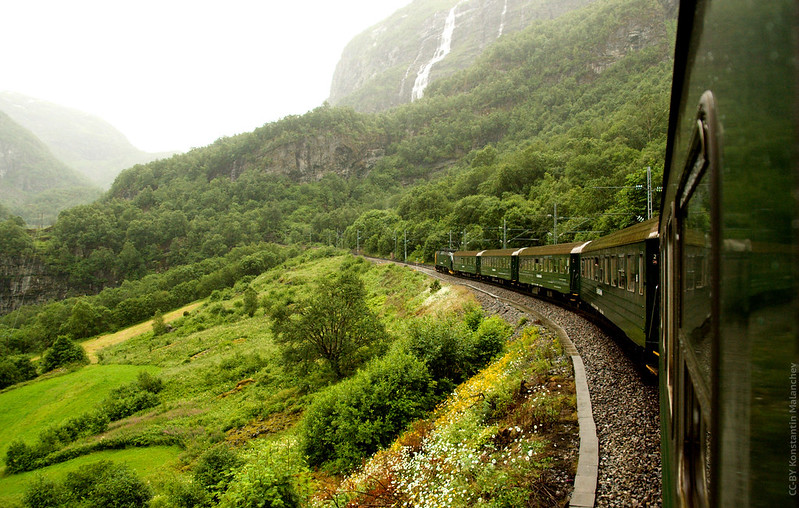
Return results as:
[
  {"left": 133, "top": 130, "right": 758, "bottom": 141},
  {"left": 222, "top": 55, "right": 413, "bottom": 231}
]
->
[{"left": 409, "top": 261, "right": 662, "bottom": 507}]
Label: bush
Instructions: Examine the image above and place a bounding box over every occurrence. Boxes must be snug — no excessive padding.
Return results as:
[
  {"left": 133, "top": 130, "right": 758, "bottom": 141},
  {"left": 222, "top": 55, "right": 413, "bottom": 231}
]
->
[
  {"left": 0, "top": 355, "right": 37, "bottom": 389},
  {"left": 472, "top": 316, "right": 512, "bottom": 367},
  {"left": 194, "top": 446, "right": 242, "bottom": 501},
  {"left": 22, "top": 475, "right": 65, "bottom": 508},
  {"left": 6, "top": 440, "right": 40, "bottom": 474},
  {"left": 218, "top": 442, "right": 308, "bottom": 508},
  {"left": 406, "top": 316, "right": 473, "bottom": 394},
  {"left": 54, "top": 461, "right": 152, "bottom": 507},
  {"left": 301, "top": 349, "right": 435, "bottom": 472},
  {"left": 40, "top": 336, "right": 88, "bottom": 373}
]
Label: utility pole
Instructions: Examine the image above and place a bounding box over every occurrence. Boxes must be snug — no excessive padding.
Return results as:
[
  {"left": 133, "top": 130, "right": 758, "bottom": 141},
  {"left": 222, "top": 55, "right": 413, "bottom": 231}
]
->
[
  {"left": 553, "top": 203, "right": 558, "bottom": 245},
  {"left": 646, "top": 166, "right": 653, "bottom": 220},
  {"left": 503, "top": 218, "right": 507, "bottom": 249},
  {"left": 449, "top": 231, "right": 452, "bottom": 250}
]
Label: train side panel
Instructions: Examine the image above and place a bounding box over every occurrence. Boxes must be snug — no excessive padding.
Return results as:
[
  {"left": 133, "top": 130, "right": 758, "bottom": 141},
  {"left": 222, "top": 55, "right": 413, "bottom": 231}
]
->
[
  {"left": 660, "top": 0, "right": 798, "bottom": 505},
  {"left": 578, "top": 219, "right": 658, "bottom": 350}
]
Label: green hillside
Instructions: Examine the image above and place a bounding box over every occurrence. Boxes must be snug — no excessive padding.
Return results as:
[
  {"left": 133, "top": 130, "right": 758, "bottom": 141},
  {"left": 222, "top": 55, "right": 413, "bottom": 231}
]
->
[
  {"left": 0, "top": 0, "right": 671, "bottom": 294},
  {"left": 0, "top": 252, "right": 575, "bottom": 506},
  {"left": 0, "top": 92, "right": 172, "bottom": 189},
  {"left": 0, "top": 111, "right": 101, "bottom": 225}
]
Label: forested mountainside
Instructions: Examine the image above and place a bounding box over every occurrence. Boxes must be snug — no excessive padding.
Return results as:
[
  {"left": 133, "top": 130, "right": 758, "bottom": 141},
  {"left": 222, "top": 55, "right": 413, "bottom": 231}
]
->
[
  {"left": 329, "top": 0, "right": 603, "bottom": 112},
  {"left": 0, "top": 111, "right": 101, "bottom": 226},
  {"left": 1, "top": 0, "right": 674, "bottom": 309},
  {"left": 0, "top": 92, "right": 171, "bottom": 189}
]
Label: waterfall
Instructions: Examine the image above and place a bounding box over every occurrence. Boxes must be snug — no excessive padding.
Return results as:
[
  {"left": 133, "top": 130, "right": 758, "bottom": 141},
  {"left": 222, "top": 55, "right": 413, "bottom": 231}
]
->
[
  {"left": 411, "top": 2, "right": 462, "bottom": 101},
  {"left": 498, "top": 0, "right": 509, "bottom": 37}
]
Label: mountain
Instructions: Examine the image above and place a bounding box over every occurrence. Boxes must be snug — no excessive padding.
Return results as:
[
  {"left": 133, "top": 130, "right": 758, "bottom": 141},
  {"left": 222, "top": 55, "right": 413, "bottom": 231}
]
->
[
  {"left": 0, "top": 0, "right": 675, "bottom": 306},
  {"left": 0, "top": 92, "right": 172, "bottom": 189},
  {"left": 0, "top": 110, "right": 101, "bottom": 226},
  {"left": 329, "top": 0, "right": 601, "bottom": 112}
]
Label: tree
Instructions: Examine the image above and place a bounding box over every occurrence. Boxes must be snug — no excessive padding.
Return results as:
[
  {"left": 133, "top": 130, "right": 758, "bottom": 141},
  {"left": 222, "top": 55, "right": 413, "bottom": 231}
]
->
[
  {"left": 243, "top": 287, "right": 258, "bottom": 317},
  {"left": 270, "top": 269, "right": 386, "bottom": 380},
  {"left": 40, "top": 335, "right": 88, "bottom": 373},
  {"left": 152, "top": 310, "right": 167, "bottom": 336}
]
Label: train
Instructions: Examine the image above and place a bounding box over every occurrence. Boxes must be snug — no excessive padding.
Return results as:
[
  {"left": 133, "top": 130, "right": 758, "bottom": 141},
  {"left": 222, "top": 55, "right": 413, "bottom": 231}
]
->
[
  {"left": 438, "top": 1, "right": 798, "bottom": 505},
  {"left": 435, "top": 217, "right": 661, "bottom": 372}
]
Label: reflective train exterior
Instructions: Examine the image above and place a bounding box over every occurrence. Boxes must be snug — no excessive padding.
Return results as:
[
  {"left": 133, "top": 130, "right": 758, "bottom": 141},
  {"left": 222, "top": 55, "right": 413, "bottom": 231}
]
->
[{"left": 659, "top": 0, "right": 797, "bottom": 506}]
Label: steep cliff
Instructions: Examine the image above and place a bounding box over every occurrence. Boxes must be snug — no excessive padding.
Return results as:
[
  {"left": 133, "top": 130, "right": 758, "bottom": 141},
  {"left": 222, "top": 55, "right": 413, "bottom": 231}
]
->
[
  {"left": 329, "top": 0, "right": 599, "bottom": 112},
  {"left": 0, "top": 256, "right": 68, "bottom": 315}
]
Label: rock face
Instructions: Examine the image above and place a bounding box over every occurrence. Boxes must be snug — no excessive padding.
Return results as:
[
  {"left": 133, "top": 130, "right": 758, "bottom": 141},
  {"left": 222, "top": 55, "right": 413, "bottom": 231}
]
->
[
  {"left": 0, "top": 256, "right": 67, "bottom": 315},
  {"left": 329, "top": 0, "right": 599, "bottom": 112},
  {"left": 258, "top": 135, "right": 386, "bottom": 182}
]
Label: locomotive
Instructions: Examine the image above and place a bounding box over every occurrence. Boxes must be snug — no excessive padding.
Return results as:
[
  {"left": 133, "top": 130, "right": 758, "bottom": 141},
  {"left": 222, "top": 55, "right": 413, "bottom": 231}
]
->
[{"left": 437, "top": 0, "right": 798, "bottom": 505}]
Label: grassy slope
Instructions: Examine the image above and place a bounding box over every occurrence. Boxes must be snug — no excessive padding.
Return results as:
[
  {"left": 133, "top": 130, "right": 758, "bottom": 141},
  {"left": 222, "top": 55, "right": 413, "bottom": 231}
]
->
[
  {"left": 0, "top": 253, "right": 469, "bottom": 504},
  {"left": 0, "top": 364, "right": 158, "bottom": 458}
]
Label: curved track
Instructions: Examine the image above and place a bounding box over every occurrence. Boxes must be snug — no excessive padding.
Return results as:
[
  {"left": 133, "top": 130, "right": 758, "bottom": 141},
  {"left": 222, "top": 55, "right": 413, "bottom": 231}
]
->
[{"left": 409, "top": 263, "right": 662, "bottom": 507}]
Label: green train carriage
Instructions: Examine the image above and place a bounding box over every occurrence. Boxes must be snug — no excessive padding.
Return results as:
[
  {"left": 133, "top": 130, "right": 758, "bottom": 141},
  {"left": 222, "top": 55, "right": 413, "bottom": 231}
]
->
[{"left": 576, "top": 218, "right": 660, "bottom": 368}]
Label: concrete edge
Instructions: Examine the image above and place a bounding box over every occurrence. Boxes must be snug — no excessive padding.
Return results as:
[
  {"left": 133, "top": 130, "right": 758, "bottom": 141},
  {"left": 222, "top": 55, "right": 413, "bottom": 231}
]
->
[
  {"left": 407, "top": 269, "right": 599, "bottom": 508},
  {"left": 461, "top": 285, "right": 599, "bottom": 508}
]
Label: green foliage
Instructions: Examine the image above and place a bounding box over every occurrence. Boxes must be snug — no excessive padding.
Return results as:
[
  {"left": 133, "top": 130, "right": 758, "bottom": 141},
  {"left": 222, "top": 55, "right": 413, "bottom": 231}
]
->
[
  {"left": 21, "top": 460, "right": 153, "bottom": 508},
  {"left": 301, "top": 349, "right": 435, "bottom": 472},
  {"left": 242, "top": 287, "right": 258, "bottom": 317},
  {"left": 0, "top": 355, "right": 37, "bottom": 389},
  {"left": 193, "top": 446, "right": 242, "bottom": 503},
  {"left": 218, "top": 442, "right": 308, "bottom": 508},
  {"left": 472, "top": 316, "right": 513, "bottom": 366},
  {"left": 6, "top": 440, "right": 39, "bottom": 474},
  {"left": 100, "top": 372, "right": 163, "bottom": 421},
  {"left": 40, "top": 336, "right": 88, "bottom": 373},
  {"left": 406, "top": 316, "right": 474, "bottom": 394},
  {"left": 152, "top": 310, "right": 167, "bottom": 336},
  {"left": 271, "top": 268, "right": 387, "bottom": 381}
]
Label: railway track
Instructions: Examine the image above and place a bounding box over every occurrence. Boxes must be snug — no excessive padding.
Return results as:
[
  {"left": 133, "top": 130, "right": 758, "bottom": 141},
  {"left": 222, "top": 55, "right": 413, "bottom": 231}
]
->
[{"left": 408, "top": 263, "right": 662, "bottom": 507}]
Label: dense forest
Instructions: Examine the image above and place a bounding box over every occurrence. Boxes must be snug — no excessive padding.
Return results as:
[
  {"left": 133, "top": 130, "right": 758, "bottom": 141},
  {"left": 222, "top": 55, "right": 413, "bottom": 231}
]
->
[{"left": 1, "top": 0, "right": 673, "bottom": 362}]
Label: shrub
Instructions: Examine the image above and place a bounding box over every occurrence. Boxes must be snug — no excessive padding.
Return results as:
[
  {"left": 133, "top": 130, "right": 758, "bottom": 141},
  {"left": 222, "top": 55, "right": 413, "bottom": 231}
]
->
[
  {"left": 40, "top": 335, "right": 88, "bottom": 373},
  {"left": 61, "top": 461, "right": 152, "bottom": 507},
  {"left": 6, "top": 440, "right": 39, "bottom": 474},
  {"left": 471, "top": 316, "right": 512, "bottom": 367},
  {"left": 462, "top": 303, "right": 484, "bottom": 332},
  {"left": 22, "top": 475, "right": 65, "bottom": 508},
  {"left": 0, "top": 355, "right": 37, "bottom": 389},
  {"left": 218, "top": 441, "right": 308, "bottom": 508},
  {"left": 194, "top": 446, "right": 242, "bottom": 501},
  {"left": 302, "top": 349, "right": 435, "bottom": 472},
  {"left": 406, "top": 316, "right": 473, "bottom": 394}
]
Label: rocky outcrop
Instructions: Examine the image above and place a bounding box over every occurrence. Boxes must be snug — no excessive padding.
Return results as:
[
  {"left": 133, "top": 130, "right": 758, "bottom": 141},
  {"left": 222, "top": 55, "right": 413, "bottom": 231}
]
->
[
  {"left": 258, "top": 136, "right": 386, "bottom": 182},
  {"left": 0, "top": 256, "right": 68, "bottom": 315},
  {"left": 329, "top": 0, "right": 599, "bottom": 112}
]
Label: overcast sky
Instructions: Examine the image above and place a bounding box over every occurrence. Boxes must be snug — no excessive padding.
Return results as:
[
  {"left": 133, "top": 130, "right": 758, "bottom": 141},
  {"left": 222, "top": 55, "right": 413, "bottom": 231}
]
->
[{"left": 2, "top": 0, "right": 413, "bottom": 153}]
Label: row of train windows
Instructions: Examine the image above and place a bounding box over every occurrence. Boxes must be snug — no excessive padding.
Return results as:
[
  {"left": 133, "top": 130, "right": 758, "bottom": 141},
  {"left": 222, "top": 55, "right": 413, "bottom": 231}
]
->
[
  {"left": 482, "top": 256, "right": 511, "bottom": 269},
  {"left": 455, "top": 257, "right": 476, "bottom": 266},
  {"left": 519, "top": 257, "right": 568, "bottom": 274},
  {"left": 581, "top": 253, "right": 645, "bottom": 295}
]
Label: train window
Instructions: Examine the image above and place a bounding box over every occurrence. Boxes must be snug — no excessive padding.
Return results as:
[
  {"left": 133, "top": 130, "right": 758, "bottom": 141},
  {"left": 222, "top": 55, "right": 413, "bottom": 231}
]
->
[
  {"left": 681, "top": 169, "right": 712, "bottom": 385},
  {"left": 595, "top": 257, "right": 600, "bottom": 281},
  {"left": 627, "top": 255, "right": 635, "bottom": 292},
  {"left": 619, "top": 254, "right": 626, "bottom": 289},
  {"left": 639, "top": 253, "right": 644, "bottom": 295},
  {"left": 604, "top": 256, "right": 610, "bottom": 284},
  {"left": 610, "top": 256, "right": 617, "bottom": 286}
]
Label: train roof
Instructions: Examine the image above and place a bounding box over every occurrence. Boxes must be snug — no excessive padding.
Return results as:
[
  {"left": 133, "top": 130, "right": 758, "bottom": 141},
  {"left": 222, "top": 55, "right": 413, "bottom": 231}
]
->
[
  {"left": 513, "top": 242, "right": 584, "bottom": 257},
  {"left": 452, "top": 250, "right": 481, "bottom": 257},
  {"left": 477, "top": 248, "right": 515, "bottom": 257},
  {"left": 581, "top": 218, "right": 659, "bottom": 253}
]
